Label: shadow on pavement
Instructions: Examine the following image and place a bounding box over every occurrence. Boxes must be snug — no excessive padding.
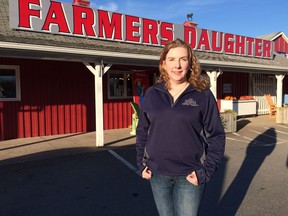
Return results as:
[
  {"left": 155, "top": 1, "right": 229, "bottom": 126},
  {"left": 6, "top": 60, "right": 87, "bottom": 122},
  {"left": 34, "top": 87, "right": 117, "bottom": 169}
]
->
[
  {"left": 0, "top": 133, "right": 87, "bottom": 151},
  {"left": 199, "top": 128, "right": 276, "bottom": 216},
  {"left": 236, "top": 118, "right": 251, "bottom": 131},
  {"left": 0, "top": 148, "right": 158, "bottom": 216},
  {"left": 0, "top": 127, "right": 278, "bottom": 216}
]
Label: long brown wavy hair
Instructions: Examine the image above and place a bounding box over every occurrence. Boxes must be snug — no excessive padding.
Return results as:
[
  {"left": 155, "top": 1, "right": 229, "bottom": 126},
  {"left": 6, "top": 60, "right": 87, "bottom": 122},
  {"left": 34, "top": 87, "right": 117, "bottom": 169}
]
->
[{"left": 157, "top": 39, "right": 210, "bottom": 91}]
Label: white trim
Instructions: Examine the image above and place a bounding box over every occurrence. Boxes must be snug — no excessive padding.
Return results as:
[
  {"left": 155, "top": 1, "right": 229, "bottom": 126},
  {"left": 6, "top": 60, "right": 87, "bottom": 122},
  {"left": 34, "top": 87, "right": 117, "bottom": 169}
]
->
[
  {"left": 95, "top": 64, "right": 104, "bottom": 147},
  {"left": 108, "top": 71, "right": 133, "bottom": 100},
  {"left": 207, "top": 70, "right": 221, "bottom": 99},
  {"left": 1, "top": 42, "right": 288, "bottom": 73},
  {"left": 0, "top": 65, "right": 21, "bottom": 101},
  {"left": 271, "top": 32, "right": 288, "bottom": 43},
  {"left": 200, "top": 59, "right": 288, "bottom": 72},
  {"left": 84, "top": 62, "right": 105, "bottom": 147},
  {"left": 0, "top": 42, "right": 159, "bottom": 61},
  {"left": 276, "top": 75, "right": 285, "bottom": 107}
]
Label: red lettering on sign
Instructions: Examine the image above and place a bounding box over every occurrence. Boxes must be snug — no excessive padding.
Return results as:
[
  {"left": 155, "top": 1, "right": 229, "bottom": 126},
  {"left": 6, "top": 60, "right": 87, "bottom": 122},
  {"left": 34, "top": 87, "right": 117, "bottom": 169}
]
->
[
  {"left": 18, "top": 0, "right": 40, "bottom": 29},
  {"left": 224, "top": 33, "right": 235, "bottom": 53},
  {"left": 184, "top": 26, "right": 197, "bottom": 49},
  {"left": 211, "top": 31, "right": 223, "bottom": 52},
  {"left": 235, "top": 35, "right": 245, "bottom": 55},
  {"left": 125, "top": 15, "right": 140, "bottom": 42},
  {"left": 11, "top": 0, "right": 274, "bottom": 59},
  {"left": 246, "top": 37, "right": 254, "bottom": 56},
  {"left": 98, "top": 10, "right": 122, "bottom": 40},
  {"left": 160, "top": 22, "right": 173, "bottom": 45},
  {"left": 142, "top": 18, "right": 158, "bottom": 44},
  {"left": 263, "top": 40, "right": 272, "bottom": 58},
  {"left": 255, "top": 39, "right": 263, "bottom": 57},
  {"left": 42, "top": 1, "right": 70, "bottom": 33},
  {"left": 73, "top": 5, "right": 95, "bottom": 36},
  {"left": 197, "top": 29, "right": 211, "bottom": 51}
]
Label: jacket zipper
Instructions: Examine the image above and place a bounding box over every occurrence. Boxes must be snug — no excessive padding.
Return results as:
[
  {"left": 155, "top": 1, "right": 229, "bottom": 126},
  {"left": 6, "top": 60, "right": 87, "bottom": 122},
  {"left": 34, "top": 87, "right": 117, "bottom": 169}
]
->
[{"left": 155, "top": 86, "right": 195, "bottom": 107}]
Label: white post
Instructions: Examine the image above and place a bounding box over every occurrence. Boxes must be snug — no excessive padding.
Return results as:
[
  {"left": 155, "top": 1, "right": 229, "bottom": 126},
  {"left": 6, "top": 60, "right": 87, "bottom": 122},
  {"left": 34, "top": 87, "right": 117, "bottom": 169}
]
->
[
  {"left": 206, "top": 70, "right": 221, "bottom": 100},
  {"left": 276, "top": 74, "right": 285, "bottom": 107},
  {"left": 84, "top": 61, "right": 111, "bottom": 147},
  {"left": 95, "top": 64, "right": 104, "bottom": 147}
]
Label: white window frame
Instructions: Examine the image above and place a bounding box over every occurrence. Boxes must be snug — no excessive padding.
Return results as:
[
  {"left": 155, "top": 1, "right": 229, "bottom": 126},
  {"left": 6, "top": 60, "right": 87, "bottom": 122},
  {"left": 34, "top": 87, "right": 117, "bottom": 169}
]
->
[
  {"left": 108, "top": 71, "right": 133, "bottom": 99},
  {"left": 0, "top": 65, "right": 21, "bottom": 101}
]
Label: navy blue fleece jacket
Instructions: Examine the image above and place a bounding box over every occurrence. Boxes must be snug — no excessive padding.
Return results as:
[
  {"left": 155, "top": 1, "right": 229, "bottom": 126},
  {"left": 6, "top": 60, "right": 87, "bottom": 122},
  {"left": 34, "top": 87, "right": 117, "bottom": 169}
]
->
[{"left": 136, "top": 82, "right": 226, "bottom": 184}]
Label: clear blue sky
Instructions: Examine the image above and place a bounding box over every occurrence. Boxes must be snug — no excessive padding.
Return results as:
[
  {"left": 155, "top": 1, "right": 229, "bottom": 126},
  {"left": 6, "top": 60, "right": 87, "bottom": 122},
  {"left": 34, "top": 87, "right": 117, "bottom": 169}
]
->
[{"left": 61, "top": 0, "right": 288, "bottom": 38}]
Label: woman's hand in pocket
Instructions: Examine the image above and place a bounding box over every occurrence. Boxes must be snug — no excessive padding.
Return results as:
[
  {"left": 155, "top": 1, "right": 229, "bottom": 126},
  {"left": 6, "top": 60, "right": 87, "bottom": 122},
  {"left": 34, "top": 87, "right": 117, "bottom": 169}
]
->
[
  {"left": 186, "top": 171, "right": 199, "bottom": 186},
  {"left": 142, "top": 167, "right": 153, "bottom": 179}
]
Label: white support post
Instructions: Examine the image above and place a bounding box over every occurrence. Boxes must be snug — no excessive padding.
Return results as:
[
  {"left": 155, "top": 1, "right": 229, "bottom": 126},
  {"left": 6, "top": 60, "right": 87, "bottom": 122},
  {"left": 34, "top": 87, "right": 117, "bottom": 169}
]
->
[
  {"left": 206, "top": 69, "right": 221, "bottom": 100},
  {"left": 95, "top": 64, "right": 104, "bottom": 147},
  {"left": 84, "top": 61, "right": 111, "bottom": 147},
  {"left": 276, "top": 74, "right": 285, "bottom": 107}
]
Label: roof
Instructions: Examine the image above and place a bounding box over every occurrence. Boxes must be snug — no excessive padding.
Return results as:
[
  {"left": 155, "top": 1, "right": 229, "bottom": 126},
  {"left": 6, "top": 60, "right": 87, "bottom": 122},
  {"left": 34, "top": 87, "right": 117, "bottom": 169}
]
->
[
  {"left": 257, "top": 32, "right": 288, "bottom": 43},
  {"left": 1, "top": 0, "right": 288, "bottom": 74},
  {"left": 257, "top": 32, "right": 283, "bottom": 41}
]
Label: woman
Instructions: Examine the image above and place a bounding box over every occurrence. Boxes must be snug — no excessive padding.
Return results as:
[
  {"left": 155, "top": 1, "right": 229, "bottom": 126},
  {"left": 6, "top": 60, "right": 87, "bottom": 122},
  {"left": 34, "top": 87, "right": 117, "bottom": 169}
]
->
[{"left": 136, "top": 39, "right": 226, "bottom": 216}]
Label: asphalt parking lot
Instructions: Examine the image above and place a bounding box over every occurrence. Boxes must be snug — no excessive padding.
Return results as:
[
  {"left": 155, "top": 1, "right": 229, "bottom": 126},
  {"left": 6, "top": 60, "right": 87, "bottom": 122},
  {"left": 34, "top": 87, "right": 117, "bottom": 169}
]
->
[{"left": 0, "top": 115, "right": 287, "bottom": 216}]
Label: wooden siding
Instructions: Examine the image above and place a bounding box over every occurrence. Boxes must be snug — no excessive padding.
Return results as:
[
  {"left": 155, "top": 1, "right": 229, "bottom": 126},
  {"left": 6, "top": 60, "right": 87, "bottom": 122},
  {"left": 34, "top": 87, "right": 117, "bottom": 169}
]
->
[
  {"left": 274, "top": 36, "right": 288, "bottom": 54},
  {"left": 0, "top": 56, "right": 286, "bottom": 141},
  {"left": 103, "top": 101, "right": 133, "bottom": 130},
  {"left": 0, "top": 58, "right": 135, "bottom": 141},
  {"left": 0, "top": 58, "right": 95, "bottom": 140}
]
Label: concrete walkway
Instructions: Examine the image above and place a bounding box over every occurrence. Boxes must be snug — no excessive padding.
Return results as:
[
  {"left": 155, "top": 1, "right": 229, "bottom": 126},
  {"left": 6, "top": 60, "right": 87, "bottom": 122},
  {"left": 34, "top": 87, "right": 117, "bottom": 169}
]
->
[
  {"left": 0, "top": 128, "right": 136, "bottom": 165},
  {"left": 0, "top": 115, "right": 279, "bottom": 165},
  {"left": 0, "top": 115, "right": 275, "bottom": 163}
]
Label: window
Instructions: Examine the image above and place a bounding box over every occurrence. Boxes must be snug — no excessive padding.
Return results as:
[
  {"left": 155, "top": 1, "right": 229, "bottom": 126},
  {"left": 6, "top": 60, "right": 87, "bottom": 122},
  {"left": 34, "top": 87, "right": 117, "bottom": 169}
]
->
[
  {"left": 0, "top": 65, "right": 21, "bottom": 101},
  {"left": 108, "top": 71, "right": 133, "bottom": 99}
]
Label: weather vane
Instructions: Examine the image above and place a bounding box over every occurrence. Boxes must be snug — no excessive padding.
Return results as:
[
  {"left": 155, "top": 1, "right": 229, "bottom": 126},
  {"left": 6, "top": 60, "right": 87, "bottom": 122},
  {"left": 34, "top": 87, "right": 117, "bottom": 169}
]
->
[{"left": 187, "top": 13, "right": 193, "bottom": 21}]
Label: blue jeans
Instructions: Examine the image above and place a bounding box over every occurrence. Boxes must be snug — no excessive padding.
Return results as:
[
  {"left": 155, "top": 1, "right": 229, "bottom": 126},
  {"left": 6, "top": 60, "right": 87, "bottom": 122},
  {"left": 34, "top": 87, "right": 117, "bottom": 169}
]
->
[{"left": 150, "top": 172, "right": 205, "bottom": 216}]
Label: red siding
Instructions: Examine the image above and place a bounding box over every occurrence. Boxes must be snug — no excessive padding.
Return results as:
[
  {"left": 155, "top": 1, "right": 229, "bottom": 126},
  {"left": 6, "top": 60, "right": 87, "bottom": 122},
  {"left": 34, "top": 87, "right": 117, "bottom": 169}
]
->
[
  {"left": 102, "top": 72, "right": 137, "bottom": 130},
  {"left": 0, "top": 57, "right": 136, "bottom": 141},
  {"left": 103, "top": 101, "right": 133, "bottom": 130},
  {"left": 0, "top": 58, "right": 97, "bottom": 140},
  {"left": 274, "top": 36, "right": 288, "bottom": 54}
]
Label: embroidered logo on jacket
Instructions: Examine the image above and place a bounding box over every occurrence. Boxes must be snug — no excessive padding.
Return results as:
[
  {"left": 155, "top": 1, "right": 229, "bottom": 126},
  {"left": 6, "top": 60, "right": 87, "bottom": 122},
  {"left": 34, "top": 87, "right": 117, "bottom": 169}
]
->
[{"left": 182, "top": 98, "right": 198, "bottom": 106}]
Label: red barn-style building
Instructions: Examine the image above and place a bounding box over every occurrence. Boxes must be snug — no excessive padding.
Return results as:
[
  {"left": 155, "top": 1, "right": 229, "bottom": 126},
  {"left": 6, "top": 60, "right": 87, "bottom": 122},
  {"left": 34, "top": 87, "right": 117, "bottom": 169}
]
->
[
  {"left": 258, "top": 32, "right": 288, "bottom": 57},
  {"left": 257, "top": 32, "right": 288, "bottom": 95},
  {"left": 1, "top": 0, "right": 288, "bottom": 145}
]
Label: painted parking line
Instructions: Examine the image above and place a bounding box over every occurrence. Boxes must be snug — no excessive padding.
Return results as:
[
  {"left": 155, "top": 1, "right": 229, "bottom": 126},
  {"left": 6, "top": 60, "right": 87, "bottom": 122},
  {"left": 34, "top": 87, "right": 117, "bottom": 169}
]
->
[
  {"left": 228, "top": 130, "right": 287, "bottom": 146},
  {"left": 250, "top": 142, "right": 282, "bottom": 147},
  {"left": 108, "top": 127, "right": 287, "bottom": 174},
  {"left": 226, "top": 136, "right": 253, "bottom": 143},
  {"left": 108, "top": 149, "right": 141, "bottom": 177},
  {"left": 264, "top": 127, "right": 288, "bottom": 136},
  {"left": 249, "top": 129, "right": 286, "bottom": 142},
  {"left": 276, "top": 124, "right": 288, "bottom": 129},
  {"left": 230, "top": 133, "right": 257, "bottom": 142}
]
